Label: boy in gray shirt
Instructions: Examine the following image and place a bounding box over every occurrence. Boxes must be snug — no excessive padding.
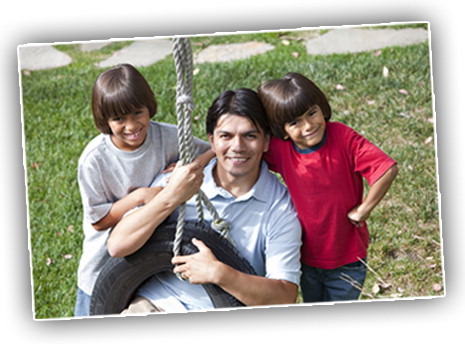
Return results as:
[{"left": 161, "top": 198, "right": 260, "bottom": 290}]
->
[{"left": 75, "top": 64, "right": 211, "bottom": 316}]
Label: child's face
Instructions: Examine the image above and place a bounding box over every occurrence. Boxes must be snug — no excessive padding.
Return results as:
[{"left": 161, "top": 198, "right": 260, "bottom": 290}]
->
[
  {"left": 108, "top": 107, "right": 151, "bottom": 151},
  {"left": 284, "top": 105, "right": 326, "bottom": 149}
]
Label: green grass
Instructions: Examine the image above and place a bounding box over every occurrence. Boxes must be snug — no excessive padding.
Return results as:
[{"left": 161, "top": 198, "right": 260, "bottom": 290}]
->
[{"left": 21, "top": 23, "right": 441, "bottom": 319}]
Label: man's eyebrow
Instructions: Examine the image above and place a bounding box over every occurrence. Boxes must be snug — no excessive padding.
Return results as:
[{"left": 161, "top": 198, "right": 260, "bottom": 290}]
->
[
  {"left": 242, "top": 129, "right": 260, "bottom": 135},
  {"left": 215, "top": 129, "right": 261, "bottom": 136}
]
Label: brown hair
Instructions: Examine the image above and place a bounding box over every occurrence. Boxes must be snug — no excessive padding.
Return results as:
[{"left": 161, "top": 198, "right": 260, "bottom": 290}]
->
[
  {"left": 91, "top": 64, "right": 157, "bottom": 134},
  {"left": 257, "top": 72, "right": 331, "bottom": 139},
  {"left": 206, "top": 88, "right": 270, "bottom": 136}
]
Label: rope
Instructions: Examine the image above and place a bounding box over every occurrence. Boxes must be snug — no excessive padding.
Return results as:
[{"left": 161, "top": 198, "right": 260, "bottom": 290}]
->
[{"left": 171, "top": 37, "right": 231, "bottom": 267}]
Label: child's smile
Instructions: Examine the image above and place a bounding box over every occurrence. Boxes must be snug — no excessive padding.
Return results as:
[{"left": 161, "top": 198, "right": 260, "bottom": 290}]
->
[
  {"left": 108, "top": 107, "right": 151, "bottom": 151},
  {"left": 284, "top": 105, "right": 326, "bottom": 150}
]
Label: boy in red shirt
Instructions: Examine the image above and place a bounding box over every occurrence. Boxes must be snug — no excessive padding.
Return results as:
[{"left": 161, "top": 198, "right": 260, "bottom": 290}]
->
[{"left": 258, "top": 73, "right": 398, "bottom": 302}]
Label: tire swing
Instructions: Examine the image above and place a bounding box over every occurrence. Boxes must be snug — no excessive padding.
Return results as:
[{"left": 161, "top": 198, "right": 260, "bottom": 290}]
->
[{"left": 89, "top": 38, "right": 256, "bottom": 315}]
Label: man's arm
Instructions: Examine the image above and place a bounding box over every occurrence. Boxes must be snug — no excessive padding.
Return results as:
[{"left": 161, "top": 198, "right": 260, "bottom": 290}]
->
[
  {"left": 106, "top": 159, "right": 204, "bottom": 257},
  {"left": 92, "top": 187, "right": 163, "bottom": 231},
  {"left": 172, "top": 238, "right": 298, "bottom": 306}
]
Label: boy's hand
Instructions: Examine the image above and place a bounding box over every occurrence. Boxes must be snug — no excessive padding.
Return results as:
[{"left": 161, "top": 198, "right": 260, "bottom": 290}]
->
[
  {"left": 347, "top": 205, "right": 369, "bottom": 227},
  {"left": 162, "top": 162, "right": 177, "bottom": 174},
  {"left": 348, "top": 164, "right": 399, "bottom": 228}
]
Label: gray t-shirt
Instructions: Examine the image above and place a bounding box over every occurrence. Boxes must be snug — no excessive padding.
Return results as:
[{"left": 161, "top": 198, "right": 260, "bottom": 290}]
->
[{"left": 77, "top": 121, "right": 209, "bottom": 295}]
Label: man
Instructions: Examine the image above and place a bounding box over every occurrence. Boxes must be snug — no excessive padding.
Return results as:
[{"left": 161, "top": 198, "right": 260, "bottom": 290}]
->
[{"left": 107, "top": 88, "right": 302, "bottom": 312}]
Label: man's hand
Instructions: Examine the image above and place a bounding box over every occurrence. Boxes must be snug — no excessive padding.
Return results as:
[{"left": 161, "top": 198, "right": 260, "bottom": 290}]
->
[
  {"left": 172, "top": 238, "right": 223, "bottom": 285},
  {"left": 163, "top": 161, "right": 204, "bottom": 205}
]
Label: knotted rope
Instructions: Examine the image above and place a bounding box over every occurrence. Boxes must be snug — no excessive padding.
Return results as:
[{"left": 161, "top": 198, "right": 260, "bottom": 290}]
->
[{"left": 171, "top": 37, "right": 231, "bottom": 264}]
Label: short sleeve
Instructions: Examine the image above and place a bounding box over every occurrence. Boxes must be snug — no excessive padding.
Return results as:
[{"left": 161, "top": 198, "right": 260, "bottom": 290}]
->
[
  {"left": 346, "top": 126, "right": 397, "bottom": 186},
  {"left": 264, "top": 194, "right": 302, "bottom": 285},
  {"left": 78, "top": 157, "right": 113, "bottom": 224}
]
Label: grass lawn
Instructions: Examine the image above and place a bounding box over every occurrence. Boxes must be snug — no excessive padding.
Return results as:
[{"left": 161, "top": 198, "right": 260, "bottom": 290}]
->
[{"left": 20, "top": 23, "right": 442, "bottom": 319}]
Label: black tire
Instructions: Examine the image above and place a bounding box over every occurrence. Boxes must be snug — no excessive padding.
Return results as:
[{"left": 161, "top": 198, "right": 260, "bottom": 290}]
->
[{"left": 90, "top": 221, "right": 256, "bottom": 315}]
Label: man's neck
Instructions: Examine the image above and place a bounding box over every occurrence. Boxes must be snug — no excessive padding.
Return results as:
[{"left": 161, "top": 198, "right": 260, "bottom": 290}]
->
[{"left": 212, "top": 165, "right": 260, "bottom": 198}]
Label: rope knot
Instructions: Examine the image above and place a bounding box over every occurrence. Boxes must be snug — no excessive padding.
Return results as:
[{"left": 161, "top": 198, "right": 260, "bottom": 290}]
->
[
  {"left": 211, "top": 218, "right": 231, "bottom": 235},
  {"left": 177, "top": 94, "right": 194, "bottom": 105}
]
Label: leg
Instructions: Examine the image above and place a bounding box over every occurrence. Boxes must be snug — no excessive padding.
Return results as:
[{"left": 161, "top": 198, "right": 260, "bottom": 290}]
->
[
  {"left": 300, "top": 263, "right": 325, "bottom": 302},
  {"left": 121, "top": 296, "right": 165, "bottom": 314},
  {"left": 74, "top": 287, "right": 91, "bottom": 317},
  {"left": 323, "top": 258, "right": 367, "bottom": 302}
]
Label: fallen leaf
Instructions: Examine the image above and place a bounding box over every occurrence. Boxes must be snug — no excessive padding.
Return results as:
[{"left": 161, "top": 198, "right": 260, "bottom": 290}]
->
[
  {"left": 433, "top": 283, "right": 442, "bottom": 292},
  {"left": 389, "top": 293, "right": 403, "bottom": 298},
  {"left": 424, "top": 136, "right": 433, "bottom": 144},
  {"left": 46, "top": 258, "right": 52, "bottom": 266},
  {"left": 383, "top": 66, "right": 389, "bottom": 78},
  {"left": 381, "top": 283, "right": 392, "bottom": 290},
  {"left": 281, "top": 39, "right": 290, "bottom": 46},
  {"left": 193, "top": 68, "right": 200, "bottom": 76},
  {"left": 67, "top": 225, "right": 75, "bottom": 233},
  {"left": 366, "top": 100, "right": 376, "bottom": 105},
  {"left": 372, "top": 283, "right": 380, "bottom": 294},
  {"left": 336, "top": 84, "right": 345, "bottom": 91},
  {"left": 399, "top": 89, "right": 409, "bottom": 95},
  {"left": 291, "top": 52, "right": 299, "bottom": 58},
  {"left": 32, "top": 162, "right": 41, "bottom": 170},
  {"left": 63, "top": 254, "right": 73, "bottom": 259},
  {"left": 373, "top": 50, "right": 382, "bottom": 57}
]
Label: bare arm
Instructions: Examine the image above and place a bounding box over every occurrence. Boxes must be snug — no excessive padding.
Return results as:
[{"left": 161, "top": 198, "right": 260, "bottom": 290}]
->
[
  {"left": 348, "top": 164, "right": 398, "bottom": 226},
  {"left": 195, "top": 149, "right": 215, "bottom": 168},
  {"left": 92, "top": 187, "right": 163, "bottom": 231},
  {"left": 172, "top": 239, "right": 298, "bottom": 306},
  {"left": 106, "top": 160, "right": 205, "bottom": 257}
]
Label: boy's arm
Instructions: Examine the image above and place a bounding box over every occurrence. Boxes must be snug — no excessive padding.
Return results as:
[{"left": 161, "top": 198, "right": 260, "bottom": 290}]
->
[
  {"left": 92, "top": 187, "right": 163, "bottom": 231},
  {"left": 348, "top": 164, "right": 398, "bottom": 226},
  {"left": 162, "top": 150, "right": 215, "bottom": 174},
  {"left": 195, "top": 149, "right": 215, "bottom": 168}
]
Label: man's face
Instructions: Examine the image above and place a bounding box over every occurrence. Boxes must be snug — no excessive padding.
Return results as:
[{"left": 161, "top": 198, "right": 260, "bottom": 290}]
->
[{"left": 208, "top": 114, "right": 270, "bottom": 188}]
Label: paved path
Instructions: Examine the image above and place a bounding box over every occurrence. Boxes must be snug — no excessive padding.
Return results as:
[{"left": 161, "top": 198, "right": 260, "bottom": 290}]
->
[
  {"left": 18, "top": 27, "right": 429, "bottom": 71},
  {"left": 305, "top": 28, "right": 428, "bottom": 55}
]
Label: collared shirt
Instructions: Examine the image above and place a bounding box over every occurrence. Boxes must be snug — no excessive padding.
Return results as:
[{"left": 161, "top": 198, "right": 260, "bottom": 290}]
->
[{"left": 137, "top": 159, "right": 302, "bottom": 312}]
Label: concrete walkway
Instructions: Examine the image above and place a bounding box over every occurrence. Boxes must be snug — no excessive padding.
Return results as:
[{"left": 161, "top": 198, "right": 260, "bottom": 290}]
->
[
  {"left": 18, "top": 27, "right": 429, "bottom": 71},
  {"left": 305, "top": 28, "right": 428, "bottom": 55}
]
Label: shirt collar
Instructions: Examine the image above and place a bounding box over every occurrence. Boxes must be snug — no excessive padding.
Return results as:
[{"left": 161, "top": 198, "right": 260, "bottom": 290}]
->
[{"left": 202, "top": 158, "right": 269, "bottom": 203}]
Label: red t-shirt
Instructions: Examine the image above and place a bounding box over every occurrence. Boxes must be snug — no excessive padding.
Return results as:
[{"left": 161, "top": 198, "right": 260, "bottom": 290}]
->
[{"left": 265, "top": 121, "right": 396, "bottom": 269}]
